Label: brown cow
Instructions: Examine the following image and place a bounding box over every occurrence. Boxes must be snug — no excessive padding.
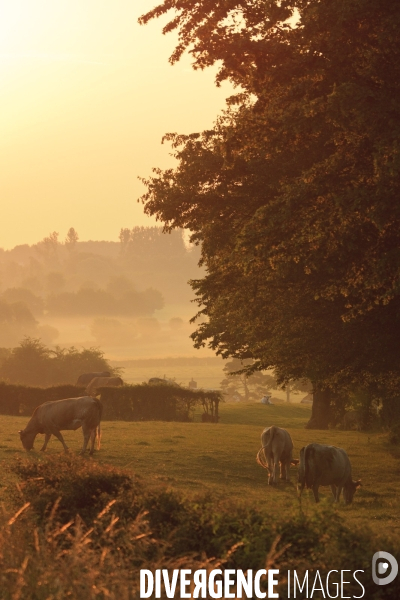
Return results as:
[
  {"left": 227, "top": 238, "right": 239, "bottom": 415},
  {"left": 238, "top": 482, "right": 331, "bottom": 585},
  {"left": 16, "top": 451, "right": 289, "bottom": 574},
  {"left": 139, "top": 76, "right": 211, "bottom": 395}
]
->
[
  {"left": 256, "top": 426, "right": 298, "bottom": 484},
  {"left": 19, "top": 396, "right": 102, "bottom": 455},
  {"left": 298, "top": 443, "right": 361, "bottom": 503},
  {"left": 86, "top": 376, "right": 123, "bottom": 397}
]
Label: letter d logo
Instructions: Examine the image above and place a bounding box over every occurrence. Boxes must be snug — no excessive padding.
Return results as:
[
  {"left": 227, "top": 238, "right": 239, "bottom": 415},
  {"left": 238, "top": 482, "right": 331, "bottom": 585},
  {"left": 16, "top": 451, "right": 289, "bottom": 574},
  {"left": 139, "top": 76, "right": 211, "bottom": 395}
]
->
[{"left": 372, "top": 552, "right": 398, "bottom": 586}]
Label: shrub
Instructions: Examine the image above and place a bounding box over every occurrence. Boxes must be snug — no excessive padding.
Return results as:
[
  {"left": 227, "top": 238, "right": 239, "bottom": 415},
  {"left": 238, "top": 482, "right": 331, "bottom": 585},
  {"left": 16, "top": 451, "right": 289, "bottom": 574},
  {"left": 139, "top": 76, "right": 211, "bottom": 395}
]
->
[{"left": 9, "top": 455, "right": 138, "bottom": 525}]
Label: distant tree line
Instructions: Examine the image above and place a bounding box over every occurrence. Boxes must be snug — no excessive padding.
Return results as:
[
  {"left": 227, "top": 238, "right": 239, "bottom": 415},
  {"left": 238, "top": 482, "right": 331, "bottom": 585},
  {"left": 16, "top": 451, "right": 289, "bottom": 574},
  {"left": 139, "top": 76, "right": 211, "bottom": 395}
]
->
[
  {"left": 0, "top": 226, "right": 200, "bottom": 347},
  {"left": 220, "top": 359, "right": 311, "bottom": 403}
]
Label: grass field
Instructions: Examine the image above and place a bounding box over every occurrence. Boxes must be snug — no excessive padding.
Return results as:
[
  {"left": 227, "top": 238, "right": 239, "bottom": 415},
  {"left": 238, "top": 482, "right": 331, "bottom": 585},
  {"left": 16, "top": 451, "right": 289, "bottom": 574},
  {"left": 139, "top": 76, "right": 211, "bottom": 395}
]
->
[{"left": 1, "top": 402, "right": 399, "bottom": 542}]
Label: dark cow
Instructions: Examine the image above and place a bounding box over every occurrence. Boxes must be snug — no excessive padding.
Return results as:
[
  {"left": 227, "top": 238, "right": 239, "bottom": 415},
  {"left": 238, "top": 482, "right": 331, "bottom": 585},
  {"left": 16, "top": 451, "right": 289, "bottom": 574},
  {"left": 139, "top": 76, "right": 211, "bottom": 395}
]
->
[
  {"left": 19, "top": 396, "right": 102, "bottom": 455},
  {"left": 298, "top": 443, "right": 361, "bottom": 503},
  {"left": 86, "top": 376, "right": 123, "bottom": 397},
  {"left": 76, "top": 372, "right": 111, "bottom": 387},
  {"left": 256, "top": 426, "right": 298, "bottom": 484}
]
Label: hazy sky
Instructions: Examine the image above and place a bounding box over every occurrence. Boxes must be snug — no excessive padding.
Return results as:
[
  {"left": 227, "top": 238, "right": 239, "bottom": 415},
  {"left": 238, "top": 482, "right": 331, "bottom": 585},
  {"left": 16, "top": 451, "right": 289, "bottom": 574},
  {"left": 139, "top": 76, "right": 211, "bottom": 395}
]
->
[{"left": 0, "top": 0, "right": 231, "bottom": 250}]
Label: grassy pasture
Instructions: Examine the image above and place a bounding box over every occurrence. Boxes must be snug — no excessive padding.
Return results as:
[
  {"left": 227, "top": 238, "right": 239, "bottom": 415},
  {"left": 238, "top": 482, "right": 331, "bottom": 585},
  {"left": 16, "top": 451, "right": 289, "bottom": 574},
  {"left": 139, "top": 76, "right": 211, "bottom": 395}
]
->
[{"left": 1, "top": 402, "right": 399, "bottom": 542}]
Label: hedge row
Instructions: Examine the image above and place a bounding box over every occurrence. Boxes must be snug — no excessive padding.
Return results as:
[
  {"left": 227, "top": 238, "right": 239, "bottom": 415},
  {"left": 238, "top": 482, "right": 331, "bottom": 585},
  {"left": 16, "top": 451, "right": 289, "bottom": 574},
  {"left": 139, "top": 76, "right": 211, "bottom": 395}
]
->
[
  {"left": 0, "top": 382, "right": 221, "bottom": 422},
  {"left": 99, "top": 384, "right": 221, "bottom": 421},
  {"left": 0, "top": 383, "right": 86, "bottom": 416}
]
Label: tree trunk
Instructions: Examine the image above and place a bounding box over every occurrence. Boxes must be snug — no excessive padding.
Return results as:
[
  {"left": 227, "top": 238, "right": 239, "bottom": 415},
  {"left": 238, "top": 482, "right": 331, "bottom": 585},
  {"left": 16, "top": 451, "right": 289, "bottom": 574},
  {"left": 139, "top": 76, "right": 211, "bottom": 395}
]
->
[
  {"left": 306, "top": 384, "right": 331, "bottom": 429},
  {"left": 286, "top": 384, "right": 290, "bottom": 403},
  {"left": 242, "top": 376, "right": 250, "bottom": 402}
]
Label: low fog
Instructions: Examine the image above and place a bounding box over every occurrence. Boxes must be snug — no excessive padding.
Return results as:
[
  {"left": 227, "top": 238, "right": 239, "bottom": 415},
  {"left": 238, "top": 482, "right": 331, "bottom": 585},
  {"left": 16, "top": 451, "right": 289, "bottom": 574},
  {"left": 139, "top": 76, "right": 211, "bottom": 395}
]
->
[
  {"left": 0, "top": 227, "right": 204, "bottom": 354},
  {"left": 0, "top": 227, "right": 293, "bottom": 399}
]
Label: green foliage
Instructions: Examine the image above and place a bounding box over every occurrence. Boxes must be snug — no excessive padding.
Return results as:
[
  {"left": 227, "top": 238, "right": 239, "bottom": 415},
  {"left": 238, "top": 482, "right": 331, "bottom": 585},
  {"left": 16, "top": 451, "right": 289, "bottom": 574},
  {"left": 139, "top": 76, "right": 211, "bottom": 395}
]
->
[
  {"left": 140, "top": 0, "right": 400, "bottom": 427},
  {"left": 0, "top": 382, "right": 85, "bottom": 416},
  {"left": 0, "top": 379, "right": 220, "bottom": 422},
  {"left": 0, "top": 338, "right": 115, "bottom": 387},
  {"left": 100, "top": 383, "right": 222, "bottom": 422}
]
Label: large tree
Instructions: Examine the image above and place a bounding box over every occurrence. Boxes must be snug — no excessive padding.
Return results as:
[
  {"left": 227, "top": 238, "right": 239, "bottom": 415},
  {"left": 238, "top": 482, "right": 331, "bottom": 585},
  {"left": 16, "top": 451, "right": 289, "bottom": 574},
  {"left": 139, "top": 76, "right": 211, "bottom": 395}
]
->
[{"left": 139, "top": 0, "right": 400, "bottom": 427}]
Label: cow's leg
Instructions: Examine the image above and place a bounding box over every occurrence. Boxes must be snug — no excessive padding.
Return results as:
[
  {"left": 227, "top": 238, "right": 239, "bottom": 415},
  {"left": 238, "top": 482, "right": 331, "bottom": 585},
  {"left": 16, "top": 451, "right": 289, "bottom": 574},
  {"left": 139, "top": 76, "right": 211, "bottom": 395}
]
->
[
  {"left": 48, "top": 428, "right": 69, "bottom": 452},
  {"left": 40, "top": 433, "right": 51, "bottom": 452},
  {"left": 279, "top": 460, "right": 291, "bottom": 481},
  {"left": 312, "top": 484, "right": 320, "bottom": 502},
  {"left": 80, "top": 432, "right": 91, "bottom": 454},
  {"left": 330, "top": 485, "right": 337, "bottom": 500},
  {"left": 88, "top": 429, "right": 97, "bottom": 455},
  {"left": 335, "top": 487, "right": 343, "bottom": 503},
  {"left": 80, "top": 424, "right": 93, "bottom": 455},
  {"left": 272, "top": 458, "right": 279, "bottom": 484},
  {"left": 267, "top": 457, "right": 274, "bottom": 484}
]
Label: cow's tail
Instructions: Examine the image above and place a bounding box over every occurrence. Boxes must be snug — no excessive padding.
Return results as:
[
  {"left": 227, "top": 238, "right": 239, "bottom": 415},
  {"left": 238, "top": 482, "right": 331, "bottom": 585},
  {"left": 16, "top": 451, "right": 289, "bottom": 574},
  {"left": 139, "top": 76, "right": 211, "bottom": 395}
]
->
[
  {"left": 94, "top": 398, "right": 103, "bottom": 451},
  {"left": 256, "top": 426, "right": 277, "bottom": 469},
  {"left": 256, "top": 444, "right": 270, "bottom": 469}
]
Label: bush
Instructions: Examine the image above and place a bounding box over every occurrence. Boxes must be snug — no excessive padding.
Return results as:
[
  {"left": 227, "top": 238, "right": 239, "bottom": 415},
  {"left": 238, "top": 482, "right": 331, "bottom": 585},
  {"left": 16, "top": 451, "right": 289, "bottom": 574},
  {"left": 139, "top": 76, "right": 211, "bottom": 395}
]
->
[{"left": 9, "top": 455, "right": 138, "bottom": 525}]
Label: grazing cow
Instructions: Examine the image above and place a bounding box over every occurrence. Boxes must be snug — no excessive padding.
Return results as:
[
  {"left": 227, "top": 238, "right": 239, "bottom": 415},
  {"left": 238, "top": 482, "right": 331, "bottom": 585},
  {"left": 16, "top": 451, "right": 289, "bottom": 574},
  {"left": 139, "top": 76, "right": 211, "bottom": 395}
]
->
[
  {"left": 256, "top": 426, "right": 298, "bottom": 484},
  {"left": 343, "top": 409, "right": 363, "bottom": 431},
  {"left": 86, "top": 376, "right": 123, "bottom": 397},
  {"left": 76, "top": 372, "right": 111, "bottom": 387},
  {"left": 19, "top": 396, "right": 102, "bottom": 455},
  {"left": 298, "top": 443, "right": 361, "bottom": 504}
]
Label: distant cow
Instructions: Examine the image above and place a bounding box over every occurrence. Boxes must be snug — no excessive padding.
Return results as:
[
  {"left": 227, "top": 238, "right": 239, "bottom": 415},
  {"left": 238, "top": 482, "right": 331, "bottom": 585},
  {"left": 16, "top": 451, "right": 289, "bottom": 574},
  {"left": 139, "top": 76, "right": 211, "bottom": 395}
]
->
[
  {"left": 298, "top": 443, "right": 361, "bottom": 503},
  {"left": 343, "top": 409, "right": 363, "bottom": 431},
  {"left": 86, "top": 376, "right": 123, "bottom": 397},
  {"left": 19, "top": 396, "right": 102, "bottom": 455},
  {"left": 256, "top": 426, "right": 298, "bottom": 485},
  {"left": 76, "top": 372, "right": 111, "bottom": 387}
]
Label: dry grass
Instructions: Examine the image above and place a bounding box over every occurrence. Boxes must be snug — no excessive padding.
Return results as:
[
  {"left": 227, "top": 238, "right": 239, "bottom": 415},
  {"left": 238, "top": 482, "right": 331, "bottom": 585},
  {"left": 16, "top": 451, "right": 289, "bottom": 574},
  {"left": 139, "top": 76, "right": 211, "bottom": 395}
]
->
[{"left": 1, "top": 403, "right": 399, "bottom": 540}]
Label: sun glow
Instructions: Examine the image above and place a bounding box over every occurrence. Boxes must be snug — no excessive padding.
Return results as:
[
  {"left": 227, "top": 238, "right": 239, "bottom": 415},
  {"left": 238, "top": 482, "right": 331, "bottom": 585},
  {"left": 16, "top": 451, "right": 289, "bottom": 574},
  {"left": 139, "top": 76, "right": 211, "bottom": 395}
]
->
[{"left": 0, "top": 0, "right": 231, "bottom": 249}]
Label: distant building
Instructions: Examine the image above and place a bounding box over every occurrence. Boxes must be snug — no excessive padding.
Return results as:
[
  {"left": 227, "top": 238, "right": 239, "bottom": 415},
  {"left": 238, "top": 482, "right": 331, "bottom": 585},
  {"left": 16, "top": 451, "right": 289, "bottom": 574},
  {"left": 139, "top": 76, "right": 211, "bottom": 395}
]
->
[{"left": 188, "top": 378, "right": 197, "bottom": 389}]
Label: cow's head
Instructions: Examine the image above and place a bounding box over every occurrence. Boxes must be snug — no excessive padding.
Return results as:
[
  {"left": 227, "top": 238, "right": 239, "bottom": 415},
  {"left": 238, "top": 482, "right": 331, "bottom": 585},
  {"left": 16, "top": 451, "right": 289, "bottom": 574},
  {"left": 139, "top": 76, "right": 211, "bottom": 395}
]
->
[
  {"left": 343, "top": 479, "right": 362, "bottom": 504},
  {"left": 18, "top": 430, "right": 35, "bottom": 451}
]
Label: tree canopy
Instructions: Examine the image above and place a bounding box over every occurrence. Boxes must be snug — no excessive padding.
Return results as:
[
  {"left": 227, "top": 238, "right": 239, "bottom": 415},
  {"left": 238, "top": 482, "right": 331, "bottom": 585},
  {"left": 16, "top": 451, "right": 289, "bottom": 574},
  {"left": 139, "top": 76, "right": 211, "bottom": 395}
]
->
[{"left": 140, "top": 0, "right": 400, "bottom": 426}]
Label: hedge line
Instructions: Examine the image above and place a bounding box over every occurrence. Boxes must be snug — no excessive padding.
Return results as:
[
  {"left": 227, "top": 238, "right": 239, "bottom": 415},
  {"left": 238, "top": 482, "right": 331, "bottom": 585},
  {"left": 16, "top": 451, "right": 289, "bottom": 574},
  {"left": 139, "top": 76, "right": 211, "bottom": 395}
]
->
[
  {"left": 0, "top": 383, "right": 86, "bottom": 416},
  {"left": 0, "top": 382, "right": 222, "bottom": 422},
  {"left": 99, "top": 384, "right": 221, "bottom": 421}
]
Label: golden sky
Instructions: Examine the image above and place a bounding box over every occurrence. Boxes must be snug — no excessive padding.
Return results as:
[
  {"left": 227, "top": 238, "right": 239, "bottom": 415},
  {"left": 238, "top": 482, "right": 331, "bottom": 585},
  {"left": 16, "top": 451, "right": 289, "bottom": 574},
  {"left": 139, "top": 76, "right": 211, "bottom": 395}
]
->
[{"left": 0, "top": 0, "right": 231, "bottom": 250}]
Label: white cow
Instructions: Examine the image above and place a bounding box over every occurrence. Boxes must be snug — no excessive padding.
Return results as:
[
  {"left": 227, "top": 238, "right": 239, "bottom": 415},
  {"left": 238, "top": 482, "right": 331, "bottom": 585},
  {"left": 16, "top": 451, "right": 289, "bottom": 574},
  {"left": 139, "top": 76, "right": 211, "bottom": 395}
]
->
[
  {"left": 298, "top": 443, "right": 361, "bottom": 503},
  {"left": 19, "top": 396, "right": 102, "bottom": 455},
  {"left": 256, "top": 426, "right": 298, "bottom": 484}
]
